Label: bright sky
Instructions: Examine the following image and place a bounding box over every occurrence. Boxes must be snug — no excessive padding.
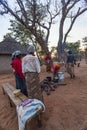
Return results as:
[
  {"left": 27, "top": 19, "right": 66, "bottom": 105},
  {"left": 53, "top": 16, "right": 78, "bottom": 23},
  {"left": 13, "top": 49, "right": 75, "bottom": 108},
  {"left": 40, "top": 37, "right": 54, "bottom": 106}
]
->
[
  {"left": 49, "top": 11, "right": 87, "bottom": 48},
  {"left": 0, "top": 10, "right": 87, "bottom": 50}
]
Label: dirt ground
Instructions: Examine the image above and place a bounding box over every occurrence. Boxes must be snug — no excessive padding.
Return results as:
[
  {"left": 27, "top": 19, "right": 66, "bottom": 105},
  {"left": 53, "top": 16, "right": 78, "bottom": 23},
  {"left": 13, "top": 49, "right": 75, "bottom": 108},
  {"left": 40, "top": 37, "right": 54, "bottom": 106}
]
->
[{"left": 0, "top": 59, "right": 87, "bottom": 130}]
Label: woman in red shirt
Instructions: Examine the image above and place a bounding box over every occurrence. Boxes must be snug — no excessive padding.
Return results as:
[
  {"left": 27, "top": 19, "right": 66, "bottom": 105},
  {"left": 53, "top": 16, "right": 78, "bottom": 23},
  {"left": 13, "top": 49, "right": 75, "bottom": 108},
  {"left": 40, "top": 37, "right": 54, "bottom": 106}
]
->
[
  {"left": 11, "top": 51, "right": 28, "bottom": 96},
  {"left": 45, "top": 53, "right": 52, "bottom": 72}
]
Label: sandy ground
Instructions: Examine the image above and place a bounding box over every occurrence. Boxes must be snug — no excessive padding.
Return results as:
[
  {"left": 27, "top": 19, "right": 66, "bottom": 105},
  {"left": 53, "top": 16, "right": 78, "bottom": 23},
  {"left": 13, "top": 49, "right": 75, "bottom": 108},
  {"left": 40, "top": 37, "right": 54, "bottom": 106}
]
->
[{"left": 0, "top": 59, "right": 87, "bottom": 130}]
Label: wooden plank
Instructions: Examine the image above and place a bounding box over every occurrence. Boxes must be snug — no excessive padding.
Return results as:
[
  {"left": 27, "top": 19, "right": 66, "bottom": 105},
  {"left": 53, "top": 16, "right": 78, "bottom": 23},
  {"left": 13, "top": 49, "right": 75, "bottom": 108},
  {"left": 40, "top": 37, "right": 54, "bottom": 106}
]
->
[
  {"left": 5, "top": 83, "right": 28, "bottom": 101},
  {"left": 18, "top": 94, "right": 28, "bottom": 101},
  {"left": 2, "top": 83, "right": 22, "bottom": 106},
  {"left": 25, "top": 113, "right": 42, "bottom": 130}
]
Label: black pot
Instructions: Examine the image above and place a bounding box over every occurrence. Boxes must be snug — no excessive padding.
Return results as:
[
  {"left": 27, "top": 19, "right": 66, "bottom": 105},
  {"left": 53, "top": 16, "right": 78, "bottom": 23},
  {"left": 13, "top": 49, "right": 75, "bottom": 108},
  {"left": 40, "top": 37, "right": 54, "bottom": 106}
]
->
[{"left": 46, "top": 76, "right": 52, "bottom": 81}]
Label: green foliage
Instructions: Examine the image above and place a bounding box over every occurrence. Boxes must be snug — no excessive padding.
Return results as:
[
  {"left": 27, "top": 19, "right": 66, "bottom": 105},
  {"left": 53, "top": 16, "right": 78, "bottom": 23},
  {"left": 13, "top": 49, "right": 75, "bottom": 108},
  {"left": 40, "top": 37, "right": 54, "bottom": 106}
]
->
[
  {"left": 66, "top": 41, "right": 80, "bottom": 54},
  {"left": 4, "top": 0, "right": 47, "bottom": 46},
  {"left": 7, "top": 19, "right": 46, "bottom": 46},
  {"left": 3, "top": 33, "right": 12, "bottom": 39},
  {"left": 50, "top": 46, "right": 57, "bottom": 58},
  {"left": 1, "top": 0, "right": 87, "bottom": 58},
  {"left": 82, "top": 37, "right": 87, "bottom": 43},
  {"left": 8, "top": 20, "right": 33, "bottom": 45},
  {"left": 82, "top": 37, "right": 87, "bottom": 50}
]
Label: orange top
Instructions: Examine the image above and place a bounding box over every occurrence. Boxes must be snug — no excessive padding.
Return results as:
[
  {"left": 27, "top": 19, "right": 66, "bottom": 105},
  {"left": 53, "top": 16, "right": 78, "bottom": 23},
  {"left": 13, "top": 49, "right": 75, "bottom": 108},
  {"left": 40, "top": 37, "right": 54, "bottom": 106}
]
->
[{"left": 51, "top": 62, "right": 60, "bottom": 72}]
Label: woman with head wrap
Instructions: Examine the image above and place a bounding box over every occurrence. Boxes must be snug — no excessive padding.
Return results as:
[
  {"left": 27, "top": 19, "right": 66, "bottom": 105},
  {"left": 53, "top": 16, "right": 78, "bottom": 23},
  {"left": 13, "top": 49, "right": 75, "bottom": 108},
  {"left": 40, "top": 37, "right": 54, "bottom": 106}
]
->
[
  {"left": 11, "top": 50, "right": 28, "bottom": 96},
  {"left": 22, "top": 45, "right": 43, "bottom": 101}
]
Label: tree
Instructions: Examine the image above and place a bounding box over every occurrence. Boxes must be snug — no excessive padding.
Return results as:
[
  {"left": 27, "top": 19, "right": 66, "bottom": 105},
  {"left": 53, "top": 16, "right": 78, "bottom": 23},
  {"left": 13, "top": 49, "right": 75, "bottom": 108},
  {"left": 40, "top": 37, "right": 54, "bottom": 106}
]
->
[
  {"left": 0, "top": 0, "right": 59, "bottom": 54},
  {"left": 3, "top": 33, "right": 12, "bottom": 39},
  {"left": 5, "top": 19, "right": 37, "bottom": 45},
  {"left": 8, "top": 20, "right": 33, "bottom": 45},
  {"left": 82, "top": 37, "right": 87, "bottom": 43},
  {"left": 82, "top": 36, "right": 87, "bottom": 49},
  {"left": 0, "top": 0, "right": 87, "bottom": 59},
  {"left": 66, "top": 40, "right": 82, "bottom": 61},
  {"left": 50, "top": 46, "right": 57, "bottom": 60},
  {"left": 57, "top": 0, "right": 87, "bottom": 59},
  {"left": 66, "top": 40, "right": 80, "bottom": 54}
]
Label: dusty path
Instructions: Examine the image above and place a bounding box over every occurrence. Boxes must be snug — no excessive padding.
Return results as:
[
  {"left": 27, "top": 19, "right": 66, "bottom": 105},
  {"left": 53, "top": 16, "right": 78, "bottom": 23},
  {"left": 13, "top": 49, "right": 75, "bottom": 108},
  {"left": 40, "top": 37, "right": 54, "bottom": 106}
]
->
[{"left": 0, "top": 60, "right": 87, "bottom": 130}]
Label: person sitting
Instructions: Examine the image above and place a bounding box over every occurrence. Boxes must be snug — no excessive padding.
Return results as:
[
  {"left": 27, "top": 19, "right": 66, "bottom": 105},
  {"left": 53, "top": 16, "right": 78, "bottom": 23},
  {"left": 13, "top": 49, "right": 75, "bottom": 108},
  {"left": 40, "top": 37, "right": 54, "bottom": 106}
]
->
[{"left": 52, "top": 62, "right": 60, "bottom": 82}]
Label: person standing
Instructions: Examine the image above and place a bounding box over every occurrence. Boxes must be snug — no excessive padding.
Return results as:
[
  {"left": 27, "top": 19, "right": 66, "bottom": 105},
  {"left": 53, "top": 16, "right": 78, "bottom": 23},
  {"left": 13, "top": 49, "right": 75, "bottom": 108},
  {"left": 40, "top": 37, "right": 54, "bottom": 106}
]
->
[
  {"left": 11, "top": 50, "right": 28, "bottom": 96},
  {"left": 22, "top": 45, "right": 43, "bottom": 101},
  {"left": 66, "top": 50, "right": 76, "bottom": 78},
  {"left": 44, "top": 53, "right": 52, "bottom": 72}
]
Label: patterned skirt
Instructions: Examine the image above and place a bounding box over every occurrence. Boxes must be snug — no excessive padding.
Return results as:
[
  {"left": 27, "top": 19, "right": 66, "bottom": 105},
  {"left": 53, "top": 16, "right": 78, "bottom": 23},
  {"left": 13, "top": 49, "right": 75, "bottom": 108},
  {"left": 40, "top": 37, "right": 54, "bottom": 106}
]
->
[{"left": 25, "top": 72, "right": 43, "bottom": 101}]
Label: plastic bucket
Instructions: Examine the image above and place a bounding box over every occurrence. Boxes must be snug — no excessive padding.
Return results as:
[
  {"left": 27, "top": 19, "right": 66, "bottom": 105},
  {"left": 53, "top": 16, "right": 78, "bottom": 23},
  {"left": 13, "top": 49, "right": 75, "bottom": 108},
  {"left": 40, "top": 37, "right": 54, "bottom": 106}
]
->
[{"left": 58, "top": 72, "right": 64, "bottom": 81}]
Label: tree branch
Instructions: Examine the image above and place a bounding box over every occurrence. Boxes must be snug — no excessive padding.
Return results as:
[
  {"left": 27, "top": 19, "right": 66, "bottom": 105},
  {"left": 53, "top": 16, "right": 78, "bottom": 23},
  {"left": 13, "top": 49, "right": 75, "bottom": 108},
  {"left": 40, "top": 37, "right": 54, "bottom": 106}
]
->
[{"left": 63, "top": 7, "right": 87, "bottom": 44}]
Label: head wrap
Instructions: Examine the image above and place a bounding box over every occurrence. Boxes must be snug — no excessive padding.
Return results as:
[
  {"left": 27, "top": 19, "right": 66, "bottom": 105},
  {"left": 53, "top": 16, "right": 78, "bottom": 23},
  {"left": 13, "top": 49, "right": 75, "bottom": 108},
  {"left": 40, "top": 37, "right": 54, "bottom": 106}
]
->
[
  {"left": 12, "top": 51, "right": 16, "bottom": 60},
  {"left": 12, "top": 51, "right": 16, "bottom": 58},
  {"left": 27, "top": 45, "right": 35, "bottom": 53},
  {"left": 68, "top": 50, "right": 72, "bottom": 54},
  {"left": 12, "top": 50, "right": 21, "bottom": 59}
]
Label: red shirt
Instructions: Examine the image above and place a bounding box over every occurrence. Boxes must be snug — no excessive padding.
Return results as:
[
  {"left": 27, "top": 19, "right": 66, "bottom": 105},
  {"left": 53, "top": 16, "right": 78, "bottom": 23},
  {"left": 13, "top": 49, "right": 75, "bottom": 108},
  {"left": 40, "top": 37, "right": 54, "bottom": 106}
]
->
[
  {"left": 45, "top": 56, "right": 51, "bottom": 63},
  {"left": 11, "top": 58, "right": 25, "bottom": 79}
]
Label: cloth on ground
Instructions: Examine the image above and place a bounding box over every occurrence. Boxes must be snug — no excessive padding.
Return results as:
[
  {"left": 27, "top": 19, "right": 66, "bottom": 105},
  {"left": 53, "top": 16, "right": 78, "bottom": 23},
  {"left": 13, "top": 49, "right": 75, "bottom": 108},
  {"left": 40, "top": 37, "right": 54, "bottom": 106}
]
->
[{"left": 16, "top": 99, "right": 45, "bottom": 130}]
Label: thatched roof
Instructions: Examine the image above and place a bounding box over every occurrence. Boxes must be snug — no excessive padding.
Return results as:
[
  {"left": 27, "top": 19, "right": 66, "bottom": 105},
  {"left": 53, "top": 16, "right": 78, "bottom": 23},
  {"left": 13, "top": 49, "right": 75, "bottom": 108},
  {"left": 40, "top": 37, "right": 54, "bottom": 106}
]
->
[{"left": 0, "top": 38, "right": 28, "bottom": 54}]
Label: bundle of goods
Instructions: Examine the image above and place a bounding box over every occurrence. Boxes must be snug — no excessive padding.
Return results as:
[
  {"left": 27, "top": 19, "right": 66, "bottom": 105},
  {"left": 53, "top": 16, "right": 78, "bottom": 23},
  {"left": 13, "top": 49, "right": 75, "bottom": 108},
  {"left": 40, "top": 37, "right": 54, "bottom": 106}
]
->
[{"left": 40, "top": 77, "right": 56, "bottom": 95}]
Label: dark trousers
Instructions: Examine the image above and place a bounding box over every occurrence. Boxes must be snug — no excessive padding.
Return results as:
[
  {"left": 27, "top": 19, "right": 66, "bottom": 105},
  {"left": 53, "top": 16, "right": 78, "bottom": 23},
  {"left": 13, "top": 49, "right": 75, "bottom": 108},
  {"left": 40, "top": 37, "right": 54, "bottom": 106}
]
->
[{"left": 15, "top": 73, "right": 28, "bottom": 96}]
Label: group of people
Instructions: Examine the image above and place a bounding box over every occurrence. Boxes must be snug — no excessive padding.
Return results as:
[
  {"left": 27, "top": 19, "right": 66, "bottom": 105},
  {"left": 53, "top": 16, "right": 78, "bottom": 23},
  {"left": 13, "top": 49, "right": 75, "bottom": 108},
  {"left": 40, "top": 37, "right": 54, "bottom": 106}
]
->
[
  {"left": 44, "top": 50, "right": 76, "bottom": 79},
  {"left": 11, "top": 45, "right": 43, "bottom": 101},
  {"left": 11, "top": 46, "right": 76, "bottom": 102}
]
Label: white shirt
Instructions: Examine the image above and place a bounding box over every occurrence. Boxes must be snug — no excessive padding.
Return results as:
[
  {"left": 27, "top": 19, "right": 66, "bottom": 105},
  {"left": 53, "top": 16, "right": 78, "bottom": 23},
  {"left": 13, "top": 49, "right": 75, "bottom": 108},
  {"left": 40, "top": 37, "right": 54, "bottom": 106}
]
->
[{"left": 22, "top": 54, "right": 40, "bottom": 73}]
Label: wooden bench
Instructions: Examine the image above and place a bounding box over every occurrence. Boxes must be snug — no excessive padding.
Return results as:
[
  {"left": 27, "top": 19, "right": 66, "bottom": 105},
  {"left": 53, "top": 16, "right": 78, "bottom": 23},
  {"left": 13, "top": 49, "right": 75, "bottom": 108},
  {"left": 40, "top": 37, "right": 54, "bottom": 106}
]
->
[
  {"left": 2, "top": 83, "right": 28, "bottom": 106},
  {"left": 2, "top": 83, "right": 43, "bottom": 130}
]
